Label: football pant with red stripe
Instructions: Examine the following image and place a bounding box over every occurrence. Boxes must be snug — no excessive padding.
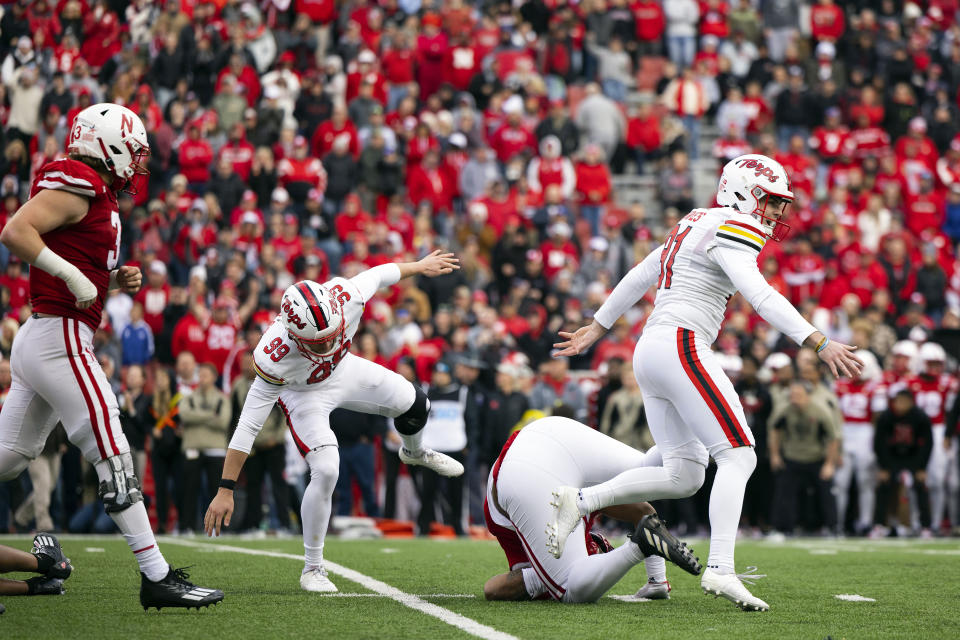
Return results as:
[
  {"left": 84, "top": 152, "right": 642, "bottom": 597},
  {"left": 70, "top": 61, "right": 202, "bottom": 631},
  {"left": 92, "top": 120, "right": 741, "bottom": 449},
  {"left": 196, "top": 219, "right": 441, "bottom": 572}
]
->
[
  {"left": 0, "top": 316, "right": 128, "bottom": 466},
  {"left": 633, "top": 325, "right": 754, "bottom": 458}
]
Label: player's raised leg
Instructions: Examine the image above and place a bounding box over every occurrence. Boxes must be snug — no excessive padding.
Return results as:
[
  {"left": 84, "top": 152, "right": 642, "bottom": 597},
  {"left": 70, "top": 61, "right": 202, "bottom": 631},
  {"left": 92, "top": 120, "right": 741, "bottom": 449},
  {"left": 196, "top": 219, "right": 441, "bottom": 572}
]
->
[{"left": 336, "top": 353, "right": 463, "bottom": 477}]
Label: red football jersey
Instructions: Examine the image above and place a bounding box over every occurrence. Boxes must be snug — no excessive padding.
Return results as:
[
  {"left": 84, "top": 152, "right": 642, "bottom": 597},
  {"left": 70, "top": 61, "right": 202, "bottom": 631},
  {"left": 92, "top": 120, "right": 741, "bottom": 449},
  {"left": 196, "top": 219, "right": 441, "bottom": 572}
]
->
[
  {"left": 907, "top": 374, "right": 959, "bottom": 426},
  {"left": 29, "top": 159, "right": 120, "bottom": 330},
  {"left": 835, "top": 379, "right": 887, "bottom": 425}
]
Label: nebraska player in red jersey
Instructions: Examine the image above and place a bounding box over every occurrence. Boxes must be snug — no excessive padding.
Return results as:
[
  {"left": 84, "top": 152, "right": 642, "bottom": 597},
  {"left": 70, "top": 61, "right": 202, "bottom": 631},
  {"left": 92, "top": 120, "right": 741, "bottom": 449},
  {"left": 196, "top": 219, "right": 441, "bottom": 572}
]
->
[
  {"left": 0, "top": 104, "right": 223, "bottom": 611},
  {"left": 833, "top": 351, "right": 887, "bottom": 534},
  {"left": 908, "top": 343, "right": 960, "bottom": 531}
]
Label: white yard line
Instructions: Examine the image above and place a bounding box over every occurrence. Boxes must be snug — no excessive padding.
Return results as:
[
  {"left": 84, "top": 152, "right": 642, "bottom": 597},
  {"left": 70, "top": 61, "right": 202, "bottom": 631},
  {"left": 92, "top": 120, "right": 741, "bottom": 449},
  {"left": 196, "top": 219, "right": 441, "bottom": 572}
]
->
[{"left": 162, "top": 538, "right": 518, "bottom": 640}]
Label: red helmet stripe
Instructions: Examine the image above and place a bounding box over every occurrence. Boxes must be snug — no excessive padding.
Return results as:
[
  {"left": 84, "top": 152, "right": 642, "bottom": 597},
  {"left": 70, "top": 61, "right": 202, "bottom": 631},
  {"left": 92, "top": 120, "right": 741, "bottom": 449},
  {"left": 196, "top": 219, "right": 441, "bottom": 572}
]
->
[{"left": 296, "top": 282, "right": 327, "bottom": 331}]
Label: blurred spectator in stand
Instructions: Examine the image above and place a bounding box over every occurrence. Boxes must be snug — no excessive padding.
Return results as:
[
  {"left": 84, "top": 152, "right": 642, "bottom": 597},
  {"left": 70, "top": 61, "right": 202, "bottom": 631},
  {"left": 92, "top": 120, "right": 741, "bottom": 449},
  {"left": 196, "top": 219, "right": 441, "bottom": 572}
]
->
[
  {"left": 873, "top": 389, "right": 933, "bottom": 537},
  {"left": 118, "top": 365, "right": 152, "bottom": 483},
  {"left": 769, "top": 380, "right": 841, "bottom": 535},
  {"left": 179, "top": 362, "right": 230, "bottom": 533},
  {"left": 150, "top": 368, "right": 183, "bottom": 534},
  {"left": 415, "top": 361, "right": 467, "bottom": 535}
]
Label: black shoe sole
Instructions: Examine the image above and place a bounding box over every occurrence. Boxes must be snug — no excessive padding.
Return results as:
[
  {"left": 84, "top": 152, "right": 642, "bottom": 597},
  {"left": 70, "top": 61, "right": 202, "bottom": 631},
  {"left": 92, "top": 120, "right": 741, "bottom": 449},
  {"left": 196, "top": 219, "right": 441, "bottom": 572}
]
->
[
  {"left": 142, "top": 598, "right": 224, "bottom": 612},
  {"left": 631, "top": 515, "right": 703, "bottom": 576}
]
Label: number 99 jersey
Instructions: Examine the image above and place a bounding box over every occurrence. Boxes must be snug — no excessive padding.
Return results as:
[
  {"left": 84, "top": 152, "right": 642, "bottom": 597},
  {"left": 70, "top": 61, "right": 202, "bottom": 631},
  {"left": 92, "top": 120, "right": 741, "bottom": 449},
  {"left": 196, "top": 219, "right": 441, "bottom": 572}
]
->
[
  {"left": 252, "top": 276, "right": 366, "bottom": 389},
  {"left": 29, "top": 159, "right": 121, "bottom": 330}
]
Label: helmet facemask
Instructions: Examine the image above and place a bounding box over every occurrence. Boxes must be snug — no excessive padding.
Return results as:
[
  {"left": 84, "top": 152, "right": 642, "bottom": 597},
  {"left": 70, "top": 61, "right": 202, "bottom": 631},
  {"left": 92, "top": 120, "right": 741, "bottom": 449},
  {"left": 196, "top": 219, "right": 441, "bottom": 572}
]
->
[
  {"left": 289, "top": 316, "right": 346, "bottom": 364},
  {"left": 741, "top": 185, "right": 792, "bottom": 242}
]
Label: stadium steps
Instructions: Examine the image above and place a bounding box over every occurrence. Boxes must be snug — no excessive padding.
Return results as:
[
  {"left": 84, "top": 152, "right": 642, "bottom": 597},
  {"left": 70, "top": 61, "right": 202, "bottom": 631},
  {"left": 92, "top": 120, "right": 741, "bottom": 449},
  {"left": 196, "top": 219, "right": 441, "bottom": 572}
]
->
[{"left": 611, "top": 121, "right": 720, "bottom": 220}]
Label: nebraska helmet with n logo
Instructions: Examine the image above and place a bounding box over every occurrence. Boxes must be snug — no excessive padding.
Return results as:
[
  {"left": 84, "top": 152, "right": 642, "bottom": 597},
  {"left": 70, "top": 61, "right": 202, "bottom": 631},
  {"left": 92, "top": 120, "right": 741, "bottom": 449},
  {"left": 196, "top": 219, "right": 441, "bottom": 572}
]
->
[
  {"left": 67, "top": 103, "right": 150, "bottom": 193},
  {"left": 716, "top": 154, "right": 794, "bottom": 241},
  {"left": 280, "top": 281, "right": 345, "bottom": 362}
]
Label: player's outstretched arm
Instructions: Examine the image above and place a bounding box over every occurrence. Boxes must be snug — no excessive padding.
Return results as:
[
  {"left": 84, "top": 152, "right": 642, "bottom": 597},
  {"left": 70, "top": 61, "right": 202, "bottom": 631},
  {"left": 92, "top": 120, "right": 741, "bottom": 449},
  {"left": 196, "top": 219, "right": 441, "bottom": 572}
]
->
[
  {"left": 351, "top": 250, "right": 460, "bottom": 300},
  {"left": 204, "top": 447, "right": 248, "bottom": 537},
  {"left": 205, "top": 377, "right": 280, "bottom": 536},
  {"left": 397, "top": 250, "right": 460, "bottom": 279},
  {"left": 0, "top": 189, "right": 97, "bottom": 309},
  {"left": 553, "top": 244, "right": 664, "bottom": 357},
  {"left": 712, "top": 246, "right": 863, "bottom": 378}
]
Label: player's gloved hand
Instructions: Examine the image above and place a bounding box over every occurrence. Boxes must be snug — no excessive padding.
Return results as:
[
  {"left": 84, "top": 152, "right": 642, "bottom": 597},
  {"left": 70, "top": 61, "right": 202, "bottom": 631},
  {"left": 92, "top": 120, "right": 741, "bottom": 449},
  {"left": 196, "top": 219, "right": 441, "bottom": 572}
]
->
[
  {"left": 204, "top": 490, "right": 234, "bottom": 537},
  {"left": 553, "top": 321, "right": 607, "bottom": 357},
  {"left": 417, "top": 250, "right": 460, "bottom": 277},
  {"left": 817, "top": 339, "right": 864, "bottom": 379},
  {"left": 113, "top": 265, "right": 142, "bottom": 294}
]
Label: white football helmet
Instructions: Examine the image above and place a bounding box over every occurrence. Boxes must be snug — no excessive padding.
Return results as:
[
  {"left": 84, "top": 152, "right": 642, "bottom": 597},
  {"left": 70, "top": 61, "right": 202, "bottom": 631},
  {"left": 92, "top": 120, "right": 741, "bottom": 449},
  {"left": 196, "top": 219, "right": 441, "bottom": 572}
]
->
[
  {"left": 67, "top": 103, "right": 150, "bottom": 192},
  {"left": 920, "top": 342, "right": 947, "bottom": 364},
  {"left": 716, "top": 154, "right": 795, "bottom": 241},
  {"left": 853, "top": 349, "right": 881, "bottom": 382},
  {"left": 279, "top": 281, "right": 346, "bottom": 362}
]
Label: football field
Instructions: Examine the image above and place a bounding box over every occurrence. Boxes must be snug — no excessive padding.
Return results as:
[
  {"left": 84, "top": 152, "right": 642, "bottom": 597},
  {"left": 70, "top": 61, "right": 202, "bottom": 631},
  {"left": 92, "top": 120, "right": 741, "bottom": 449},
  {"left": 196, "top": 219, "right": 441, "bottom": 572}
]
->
[{"left": 1, "top": 534, "right": 958, "bottom": 640}]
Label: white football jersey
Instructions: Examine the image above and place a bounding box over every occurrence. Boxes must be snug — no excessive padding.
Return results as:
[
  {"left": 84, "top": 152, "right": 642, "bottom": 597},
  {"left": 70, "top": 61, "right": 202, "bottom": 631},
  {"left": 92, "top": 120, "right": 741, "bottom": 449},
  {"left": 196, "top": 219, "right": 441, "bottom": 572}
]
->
[
  {"left": 644, "top": 207, "right": 772, "bottom": 344},
  {"left": 252, "top": 275, "right": 375, "bottom": 389}
]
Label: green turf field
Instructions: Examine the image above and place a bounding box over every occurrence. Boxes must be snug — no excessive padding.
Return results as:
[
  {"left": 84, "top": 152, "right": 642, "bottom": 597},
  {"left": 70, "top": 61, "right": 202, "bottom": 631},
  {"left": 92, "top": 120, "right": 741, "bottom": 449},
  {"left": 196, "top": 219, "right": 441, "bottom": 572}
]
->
[{"left": 0, "top": 534, "right": 957, "bottom": 639}]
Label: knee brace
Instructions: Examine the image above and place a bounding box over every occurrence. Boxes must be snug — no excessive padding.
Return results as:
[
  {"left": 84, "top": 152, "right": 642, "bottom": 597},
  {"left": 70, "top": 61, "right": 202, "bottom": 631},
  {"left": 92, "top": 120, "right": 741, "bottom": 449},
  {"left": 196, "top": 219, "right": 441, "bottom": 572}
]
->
[
  {"left": 0, "top": 446, "right": 30, "bottom": 481},
  {"left": 394, "top": 385, "right": 430, "bottom": 436},
  {"left": 95, "top": 452, "right": 143, "bottom": 513}
]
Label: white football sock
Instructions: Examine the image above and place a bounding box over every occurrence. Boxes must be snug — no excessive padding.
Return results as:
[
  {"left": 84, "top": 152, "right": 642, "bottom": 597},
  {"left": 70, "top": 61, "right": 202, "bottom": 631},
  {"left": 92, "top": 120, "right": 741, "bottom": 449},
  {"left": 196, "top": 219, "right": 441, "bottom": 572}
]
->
[
  {"left": 578, "top": 457, "right": 705, "bottom": 514},
  {"left": 110, "top": 502, "right": 168, "bottom": 582},
  {"left": 400, "top": 431, "right": 424, "bottom": 456},
  {"left": 644, "top": 555, "right": 666, "bottom": 583},
  {"left": 563, "top": 542, "right": 645, "bottom": 603},
  {"left": 706, "top": 446, "right": 756, "bottom": 575},
  {"left": 302, "top": 447, "right": 340, "bottom": 570}
]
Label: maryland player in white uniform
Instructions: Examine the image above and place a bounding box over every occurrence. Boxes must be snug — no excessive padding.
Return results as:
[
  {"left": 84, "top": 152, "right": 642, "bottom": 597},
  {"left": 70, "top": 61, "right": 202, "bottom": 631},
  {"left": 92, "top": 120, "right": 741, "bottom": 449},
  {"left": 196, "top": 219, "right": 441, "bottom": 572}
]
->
[
  {"left": 551, "top": 155, "right": 863, "bottom": 611},
  {"left": 833, "top": 351, "right": 887, "bottom": 535},
  {"left": 204, "top": 252, "right": 464, "bottom": 592}
]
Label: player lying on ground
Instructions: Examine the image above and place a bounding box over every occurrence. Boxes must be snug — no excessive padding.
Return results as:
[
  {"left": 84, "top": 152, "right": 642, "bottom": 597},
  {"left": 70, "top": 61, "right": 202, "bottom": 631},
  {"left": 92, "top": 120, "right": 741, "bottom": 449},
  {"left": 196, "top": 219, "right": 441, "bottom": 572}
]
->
[
  {"left": 205, "top": 252, "right": 465, "bottom": 593},
  {"left": 0, "top": 534, "right": 72, "bottom": 597},
  {"left": 551, "top": 154, "right": 863, "bottom": 611},
  {"left": 0, "top": 104, "right": 222, "bottom": 611},
  {"left": 484, "top": 416, "right": 700, "bottom": 603}
]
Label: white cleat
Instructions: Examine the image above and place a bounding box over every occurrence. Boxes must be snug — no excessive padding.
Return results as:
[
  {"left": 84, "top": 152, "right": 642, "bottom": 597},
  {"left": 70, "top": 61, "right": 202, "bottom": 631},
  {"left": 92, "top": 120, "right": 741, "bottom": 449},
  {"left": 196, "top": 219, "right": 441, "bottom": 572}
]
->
[
  {"left": 300, "top": 567, "right": 338, "bottom": 593},
  {"left": 634, "top": 579, "right": 671, "bottom": 600},
  {"left": 701, "top": 568, "right": 769, "bottom": 611},
  {"left": 546, "top": 486, "right": 582, "bottom": 559},
  {"left": 399, "top": 448, "right": 464, "bottom": 477}
]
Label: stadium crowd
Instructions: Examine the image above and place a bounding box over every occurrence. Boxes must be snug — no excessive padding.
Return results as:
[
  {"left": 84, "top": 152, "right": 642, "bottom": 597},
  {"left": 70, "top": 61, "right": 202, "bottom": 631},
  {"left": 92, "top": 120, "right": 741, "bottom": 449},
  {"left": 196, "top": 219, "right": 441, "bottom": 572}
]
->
[{"left": 0, "top": 0, "right": 958, "bottom": 540}]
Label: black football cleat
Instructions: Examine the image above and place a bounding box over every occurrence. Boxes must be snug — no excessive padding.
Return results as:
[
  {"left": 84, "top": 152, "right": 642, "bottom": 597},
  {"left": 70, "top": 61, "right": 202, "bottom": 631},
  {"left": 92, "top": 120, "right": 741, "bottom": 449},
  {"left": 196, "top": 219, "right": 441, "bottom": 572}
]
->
[
  {"left": 140, "top": 567, "right": 224, "bottom": 611},
  {"left": 0, "top": 602, "right": 6, "bottom": 614},
  {"left": 31, "top": 533, "right": 72, "bottom": 579},
  {"left": 25, "top": 575, "right": 65, "bottom": 595},
  {"left": 629, "top": 514, "right": 702, "bottom": 576}
]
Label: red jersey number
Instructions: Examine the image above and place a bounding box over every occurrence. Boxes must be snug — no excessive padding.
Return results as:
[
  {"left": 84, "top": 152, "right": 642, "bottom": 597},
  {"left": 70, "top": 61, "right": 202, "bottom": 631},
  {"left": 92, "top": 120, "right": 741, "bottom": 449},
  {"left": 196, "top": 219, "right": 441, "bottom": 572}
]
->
[
  {"left": 263, "top": 336, "right": 290, "bottom": 362},
  {"left": 330, "top": 284, "right": 351, "bottom": 306},
  {"left": 658, "top": 224, "right": 692, "bottom": 290},
  {"left": 307, "top": 339, "right": 352, "bottom": 384}
]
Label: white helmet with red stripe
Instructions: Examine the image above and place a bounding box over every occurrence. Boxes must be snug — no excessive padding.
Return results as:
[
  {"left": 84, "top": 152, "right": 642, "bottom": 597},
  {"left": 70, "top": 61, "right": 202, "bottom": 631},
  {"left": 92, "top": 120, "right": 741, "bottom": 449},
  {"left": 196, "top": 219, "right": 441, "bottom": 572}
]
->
[
  {"left": 67, "top": 103, "right": 150, "bottom": 192},
  {"left": 717, "top": 154, "right": 794, "bottom": 241},
  {"left": 280, "top": 280, "right": 345, "bottom": 362}
]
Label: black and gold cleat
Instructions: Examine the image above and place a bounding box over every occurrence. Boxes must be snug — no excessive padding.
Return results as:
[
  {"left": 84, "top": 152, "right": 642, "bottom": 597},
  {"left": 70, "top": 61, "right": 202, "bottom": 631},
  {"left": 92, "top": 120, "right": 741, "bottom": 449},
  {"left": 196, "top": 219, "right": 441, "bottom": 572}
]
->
[
  {"left": 26, "top": 576, "right": 65, "bottom": 595},
  {"left": 140, "top": 567, "right": 224, "bottom": 611},
  {"left": 629, "top": 514, "right": 702, "bottom": 576},
  {"left": 31, "top": 533, "right": 72, "bottom": 579}
]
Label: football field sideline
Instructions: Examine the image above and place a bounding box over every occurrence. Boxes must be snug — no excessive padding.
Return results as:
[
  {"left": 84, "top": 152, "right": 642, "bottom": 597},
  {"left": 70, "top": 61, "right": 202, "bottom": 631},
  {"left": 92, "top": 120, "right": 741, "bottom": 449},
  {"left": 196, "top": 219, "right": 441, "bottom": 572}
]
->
[{"left": 162, "top": 537, "right": 518, "bottom": 640}]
